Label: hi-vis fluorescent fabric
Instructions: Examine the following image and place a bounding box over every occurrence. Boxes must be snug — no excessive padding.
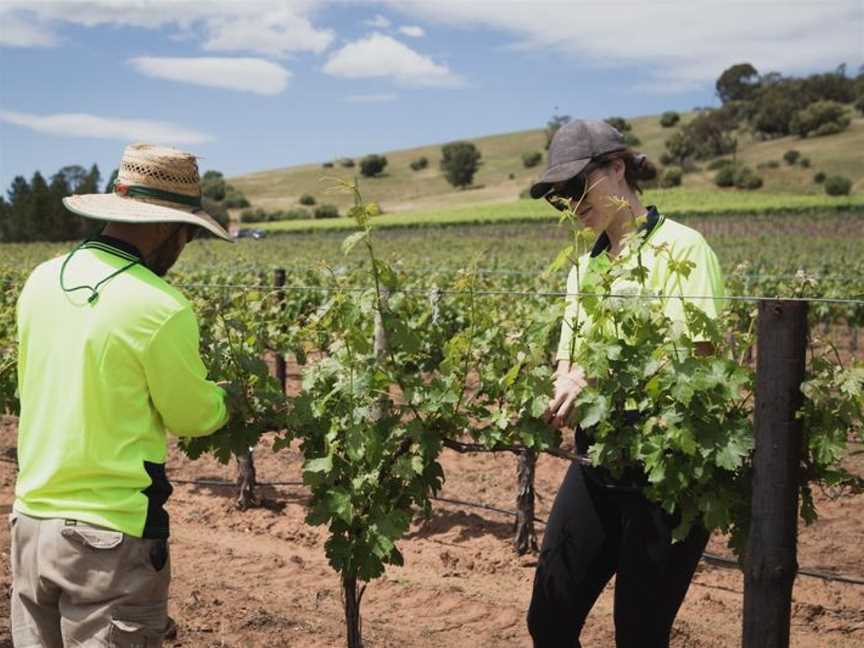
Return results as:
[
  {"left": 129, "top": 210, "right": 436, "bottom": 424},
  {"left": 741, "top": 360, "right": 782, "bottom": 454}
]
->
[
  {"left": 14, "top": 238, "right": 228, "bottom": 538},
  {"left": 557, "top": 209, "right": 726, "bottom": 362}
]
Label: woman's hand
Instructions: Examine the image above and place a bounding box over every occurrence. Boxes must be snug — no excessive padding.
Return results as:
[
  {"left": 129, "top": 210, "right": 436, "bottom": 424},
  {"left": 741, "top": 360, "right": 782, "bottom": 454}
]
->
[{"left": 544, "top": 361, "right": 587, "bottom": 430}]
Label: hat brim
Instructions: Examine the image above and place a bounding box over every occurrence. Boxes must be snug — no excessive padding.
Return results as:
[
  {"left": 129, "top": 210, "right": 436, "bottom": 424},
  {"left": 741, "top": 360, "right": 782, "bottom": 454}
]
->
[
  {"left": 63, "top": 194, "right": 233, "bottom": 242},
  {"left": 529, "top": 159, "right": 591, "bottom": 199}
]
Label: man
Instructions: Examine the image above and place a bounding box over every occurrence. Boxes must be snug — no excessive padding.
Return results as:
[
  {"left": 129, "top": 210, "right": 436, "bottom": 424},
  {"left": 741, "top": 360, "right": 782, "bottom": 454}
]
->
[{"left": 11, "top": 143, "right": 234, "bottom": 647}]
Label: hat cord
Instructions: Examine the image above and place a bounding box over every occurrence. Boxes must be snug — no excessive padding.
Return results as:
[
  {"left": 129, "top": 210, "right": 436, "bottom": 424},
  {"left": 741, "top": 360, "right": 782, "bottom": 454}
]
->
[{"left": 59, "top": 239, "right": 140, "bottom": 305}]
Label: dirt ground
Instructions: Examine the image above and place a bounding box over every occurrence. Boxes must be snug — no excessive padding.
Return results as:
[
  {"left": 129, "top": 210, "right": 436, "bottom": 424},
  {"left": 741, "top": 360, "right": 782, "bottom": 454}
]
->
[{"left": 1, "top": 416, "right": 862, "bottom": 648}]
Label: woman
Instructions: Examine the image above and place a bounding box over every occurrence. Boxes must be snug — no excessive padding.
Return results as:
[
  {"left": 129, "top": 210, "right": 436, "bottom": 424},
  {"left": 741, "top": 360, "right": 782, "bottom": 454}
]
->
[{"left": 526, "top": 119, "right": 725, "bottom": 647}]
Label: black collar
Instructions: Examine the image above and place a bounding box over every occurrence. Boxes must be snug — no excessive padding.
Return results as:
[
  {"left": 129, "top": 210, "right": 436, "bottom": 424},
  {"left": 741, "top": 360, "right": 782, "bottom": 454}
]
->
[
  {"left": 590, "top": 205, "right": 661, "bottom": 258},
  {"left": 90, "top": 234, "right": 145, "bottom": 261}
]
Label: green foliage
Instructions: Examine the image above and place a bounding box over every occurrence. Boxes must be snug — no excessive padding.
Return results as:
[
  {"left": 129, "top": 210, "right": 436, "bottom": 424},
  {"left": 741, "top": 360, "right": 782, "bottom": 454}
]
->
[
  {"left": 605, "top": 117, "right": 633, "bottom": 132},
  {"left": 800, "top": 157, "right": 811, "bottom": 168},
  {"left": 756, "top": 160, "right": 781, "bottom": 170},
  {"left": 299, "top": 194, "right": 316, "bottom": 206},
  {"left": 360, "top": 155, "right": 388, "bottom": 178},
  {"left": 202, "top": 198, "right": 229, "bottom": 233},
  {"left": 716, "top": 63, "right": 761, "bottom": 103},
  {"left": 659, "top": 152, "right": 674, "bottom": 166},
  {"left": 322, "top": 162, "right": 335, "bottom": 169},
  {"left": 791, "top": 101, "right": 851, "bottom": 138},
  {"left": 824, "top": 175, "right": 852, "bottom": 196},
  {"left": 659, "top": 167, "right": 683, "bottom": 188},
  {"left": 409, "top": 157, "right": 429, "bottom": 172},
  {"left": 339, "top": 158, "right": 356, "bottom": 168},
  {"left": 660, "top": 111, "right": 681, "bottom": 128},
  {"left": 315, "top": 204, "right": 340, "bottom": 219},
  {"left": 521, "top": 151, "right": 543, "bottom": 168},
  {"left": 665, "top": 109, "right": 737, "bottom": 165},
  {"left": 714, "top": 166, "right": 737, "bottom": 188},
  {"left": 783, "top": 150, "right": 801, "bottom": 165},
  {"left": 440, "top": 141, "right": 482, "bottom": 189},
  {"left": 222, "top": 185, "right": 251, "bottom": 209},
  {"left": 734, "top": 166, "right": 763, "bottom": 190},
  {"left": 813, "top": 172, "right": 827, "bottom": 184},
  {"left": 544, "top": 114, "right": 570, "bottom": 150},
  {"left": 202, "top": 170, "right": 227, "bottom": 202}
]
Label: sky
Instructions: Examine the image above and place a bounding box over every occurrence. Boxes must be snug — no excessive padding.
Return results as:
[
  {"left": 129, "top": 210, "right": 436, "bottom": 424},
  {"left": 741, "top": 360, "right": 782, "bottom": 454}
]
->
[{"left": 1, "top": 0, "right": 862, "bottom": 192}]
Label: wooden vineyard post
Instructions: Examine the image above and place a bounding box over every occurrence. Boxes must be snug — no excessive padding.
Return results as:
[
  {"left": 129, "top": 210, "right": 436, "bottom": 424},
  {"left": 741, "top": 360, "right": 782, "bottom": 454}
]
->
[
  {"left": 235, "top": 448, "right": 260, "bottom": 510},
  {"left": 742, "top": 300, "right": 808, "bottom": 648},
  {"left": 514, "top": 448, "right": 538, "bottom": 555},
  {"left": 273, "top": 268, "right": 287, "bottom": 393}
]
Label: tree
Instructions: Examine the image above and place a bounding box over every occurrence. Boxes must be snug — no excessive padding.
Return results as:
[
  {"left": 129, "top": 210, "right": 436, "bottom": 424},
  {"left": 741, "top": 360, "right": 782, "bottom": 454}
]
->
[
  {"left": 104, "top": 168, "right": 119, "bottom": 193},
  {"left": 544, "top": 114, "right": 570, "bottom": 150},
  {"left": 202, "top": 170, "right": 227, "bottom": 201},
  {"left": 360, "top": 155, "right": 388, "bottom": 178},
  {"left": 440, "top": 141, "right": 482, "bottom": 188},
  {"left": 660, "top": 111, "right": 680, "bottom": 127},
  {"left": 604, "top": 117, "right": 632, "bottom": 132},
  {"left": 716, "top": 63, "right": 760, "bottom": 103},
  {"left": 664, "top": 107, "right": 737, "bottom": 165},
  {"left": 790, "top": 100, "right": 851, "bottom": 137}
]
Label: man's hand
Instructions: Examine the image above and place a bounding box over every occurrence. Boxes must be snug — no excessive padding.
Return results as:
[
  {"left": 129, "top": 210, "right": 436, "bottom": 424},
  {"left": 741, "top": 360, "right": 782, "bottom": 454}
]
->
[{"left": 544, "top": 361, "right": 587, "bottom": 430}]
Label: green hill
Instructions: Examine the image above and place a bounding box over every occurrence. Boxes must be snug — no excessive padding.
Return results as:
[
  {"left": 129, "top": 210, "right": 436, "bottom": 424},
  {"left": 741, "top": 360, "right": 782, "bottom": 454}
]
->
[{"left": 229, "top": 112, "right": 864, "bottom": 215}]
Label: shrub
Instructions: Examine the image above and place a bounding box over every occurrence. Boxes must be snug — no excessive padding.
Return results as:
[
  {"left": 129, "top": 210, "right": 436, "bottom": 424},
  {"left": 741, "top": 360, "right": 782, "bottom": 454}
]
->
[
  {"left": 360, "top": 154, "right": 388, "bottom": 178},
  {"left": 799, "top": 157, "right": 811, "bottom": 168},
  {"left": 783, "top": 150, "right": 801, "bottom": 165},
  {"left": 521, "top": 151, "right": 543, "bottom": 168},
  {"left": 813, "top": 172, "right": 826, "bottom": 184},
  {"left": 622, "top": 132, "right": 642, "bottom": 147},
  {"left": 659, "top": 152, "right": 674, "bottom": 166},
  {"left": 299, "top": 194, "right": 316, "bottom": 206},
  {"left": 824, "top": 175, "right": 852, "bottom": 196},
  {"left": 409, "top": 156, "right": 429, "bottom": 171},
  {"left": 440, "top": 141, "right": 482, "bottom": 188},
  {"left": 322, "top": 161, "right": 334, "bottom": 168},
  {"left": 659, "top": 166, "right": 683, "bottom": 188},
  {"left": 277, "top": 208, "right": 310, "bottom": 221},
  {"left": 714, "top": 166, "right": 736, "bottom": 187},
  {"left": 734, "top": 166, "right": 763, "bottom": 190},
  {"left": 240, "top": 208, "right": 268, "bottom": 223},
  {"left": 660, "top": 111, "right": 680, "bottom": 127},
  {"left": 314, "top": 204, "right": 339, "bottom": 219},
  {"left": 605, "top": 116, "right": 632, "bottom": 132},
  {"left": 339, "top": 158, "right": 355, "bottom": 168},
  {"left": 222, "top": 185, "right": 250, "bottom": 208},
  {"left": 508, "top": 173, "right": 515, "bottom": 180},
  {"left": 790, "top": 100, "right": 851, "bottom": 137}
]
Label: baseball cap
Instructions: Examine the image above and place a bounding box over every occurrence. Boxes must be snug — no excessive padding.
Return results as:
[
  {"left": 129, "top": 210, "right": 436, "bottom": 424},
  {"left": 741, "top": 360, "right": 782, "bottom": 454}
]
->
[{"left": 529, "top": 119, "right": 626, "bottom": 199}]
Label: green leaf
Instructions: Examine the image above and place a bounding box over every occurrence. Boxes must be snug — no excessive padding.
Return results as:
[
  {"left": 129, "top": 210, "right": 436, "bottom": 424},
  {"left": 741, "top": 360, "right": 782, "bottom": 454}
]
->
[{"left": 341, "top": 231, "right": 367, "bottom": 256}]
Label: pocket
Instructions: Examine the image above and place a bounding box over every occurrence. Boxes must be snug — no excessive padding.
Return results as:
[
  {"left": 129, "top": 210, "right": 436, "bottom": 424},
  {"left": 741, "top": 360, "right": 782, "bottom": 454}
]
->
[
  {"left": 109, "top": 604, "right": 167, "bottom": 648},
  {"left": 61, "top": 525, "right": 125, "bottom": 550}
]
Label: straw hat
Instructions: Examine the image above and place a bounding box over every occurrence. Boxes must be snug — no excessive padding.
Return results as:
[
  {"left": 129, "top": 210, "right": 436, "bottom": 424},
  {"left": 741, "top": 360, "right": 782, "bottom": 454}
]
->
[{"left": 63, "top": 143, "right": 233, "bottom": 242}]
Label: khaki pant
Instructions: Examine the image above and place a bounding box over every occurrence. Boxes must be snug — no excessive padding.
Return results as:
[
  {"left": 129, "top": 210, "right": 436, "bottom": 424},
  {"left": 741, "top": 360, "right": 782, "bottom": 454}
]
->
[{"left": 9, "top": 512, "right": 171, "bottom": 647}]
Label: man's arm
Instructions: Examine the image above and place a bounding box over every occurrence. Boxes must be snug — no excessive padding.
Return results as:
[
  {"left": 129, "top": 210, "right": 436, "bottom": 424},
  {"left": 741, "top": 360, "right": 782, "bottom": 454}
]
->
[{"left": 142, "top": 307, "right": 229, "bottom": 438}]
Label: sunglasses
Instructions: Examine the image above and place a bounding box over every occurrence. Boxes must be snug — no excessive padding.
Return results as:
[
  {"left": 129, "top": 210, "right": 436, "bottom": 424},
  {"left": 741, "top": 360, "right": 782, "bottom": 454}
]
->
[{"left": 544, "top": 158, "right": 612, "bottom": 212}]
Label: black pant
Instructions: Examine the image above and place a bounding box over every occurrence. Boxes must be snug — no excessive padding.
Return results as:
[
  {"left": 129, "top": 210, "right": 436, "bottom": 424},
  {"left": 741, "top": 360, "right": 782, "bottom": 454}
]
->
[{"left": 527, "top": 463, "right": 709, "bottom": 648}]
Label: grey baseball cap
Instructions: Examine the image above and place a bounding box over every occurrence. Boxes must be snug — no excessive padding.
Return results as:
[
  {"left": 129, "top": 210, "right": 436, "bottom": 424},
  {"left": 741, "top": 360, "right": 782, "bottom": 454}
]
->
[{"left": 529, "top": 119, "right": 626, "bottom": 199}]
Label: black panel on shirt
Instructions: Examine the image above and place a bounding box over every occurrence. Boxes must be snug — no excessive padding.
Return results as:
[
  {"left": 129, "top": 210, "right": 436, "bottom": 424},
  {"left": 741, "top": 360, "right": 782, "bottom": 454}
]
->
[{"left": 590, "top": 205, "right": 661, "bottom": 258}]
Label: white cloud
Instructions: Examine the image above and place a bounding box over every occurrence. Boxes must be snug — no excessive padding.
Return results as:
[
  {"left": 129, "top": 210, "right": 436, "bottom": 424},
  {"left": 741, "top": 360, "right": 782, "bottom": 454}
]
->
[
  {"left": 383, "top": 0, "right": 864, "bottom": 93},
  {"left": 364, "top": 14, "right": 391, "bottom": 29},
  {"left": 346, "top": 93, "right": 398, "bottom": 103},
  {"left": 0, "top": 111, "right": 213, "bottom": 145},
  {"left": 0, "top": 1, "right": 334, "bottom": 57},
  {"left": 398, "top": 26, "right": 425, "bottom": 38},
  {"left": 323, "top": 33, "right": 462, "bottom": 87},
  {"left": 129, "top": 57, "right": 290, "bottom": 95},
  {"left": 0, "top": 12, "right": 57, "bottom": 47}
]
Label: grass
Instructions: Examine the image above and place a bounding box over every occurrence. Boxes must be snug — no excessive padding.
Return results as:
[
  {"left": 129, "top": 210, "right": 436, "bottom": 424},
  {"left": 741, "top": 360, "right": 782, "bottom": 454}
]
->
[
  {"left": 256, "top": 189, "right": 864, "bottom": 234},
  {"left": 228, "top": 111, "right": 864, "bottom": 216}
]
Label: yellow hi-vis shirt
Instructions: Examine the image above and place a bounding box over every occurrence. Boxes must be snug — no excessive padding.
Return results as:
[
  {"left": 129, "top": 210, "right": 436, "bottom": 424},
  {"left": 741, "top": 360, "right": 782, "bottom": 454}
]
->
[
  {"left": 557, "top": 207, "right": 726, "bottom": 362},
  {"left": 14, "top": 236, "right": 228, "bottom": 538}
]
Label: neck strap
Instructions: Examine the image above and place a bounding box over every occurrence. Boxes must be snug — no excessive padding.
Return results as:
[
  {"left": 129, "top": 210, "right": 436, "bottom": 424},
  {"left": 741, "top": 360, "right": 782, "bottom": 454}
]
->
[{"left": 60, "top": 239, "right": 141, "bottom": 305}]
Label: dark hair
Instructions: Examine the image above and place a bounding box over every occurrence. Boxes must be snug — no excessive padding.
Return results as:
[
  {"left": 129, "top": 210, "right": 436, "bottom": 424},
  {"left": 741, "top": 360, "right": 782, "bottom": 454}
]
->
[{"left": 591, "top": 148, "right": 657, "bottom": 194}]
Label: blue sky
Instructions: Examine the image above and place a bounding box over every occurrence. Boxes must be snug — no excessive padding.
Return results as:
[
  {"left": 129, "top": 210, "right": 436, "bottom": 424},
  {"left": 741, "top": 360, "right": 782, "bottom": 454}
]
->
[{"left": 1, "top": 1, "right": 862, "bottom": 193}]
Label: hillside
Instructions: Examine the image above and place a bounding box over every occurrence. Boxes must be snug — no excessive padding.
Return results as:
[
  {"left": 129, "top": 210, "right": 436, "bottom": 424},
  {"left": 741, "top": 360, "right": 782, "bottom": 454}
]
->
[{"left": 229, "top": 112, "right": 864, "bottom": 215}]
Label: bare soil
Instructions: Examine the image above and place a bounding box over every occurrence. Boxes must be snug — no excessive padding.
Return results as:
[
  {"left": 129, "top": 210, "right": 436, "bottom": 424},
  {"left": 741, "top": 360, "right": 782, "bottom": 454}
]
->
[{"left": 1, "top": 416, "right": 862, "bottom": 647}]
